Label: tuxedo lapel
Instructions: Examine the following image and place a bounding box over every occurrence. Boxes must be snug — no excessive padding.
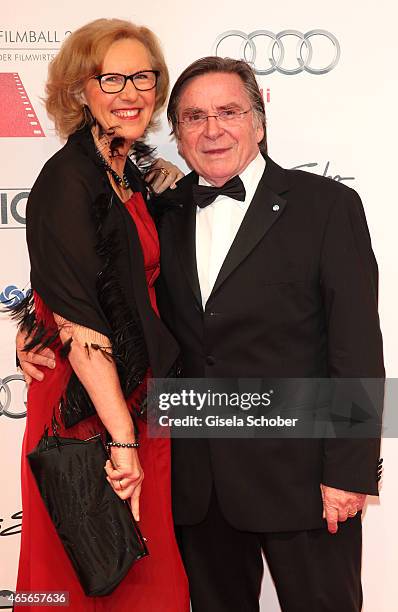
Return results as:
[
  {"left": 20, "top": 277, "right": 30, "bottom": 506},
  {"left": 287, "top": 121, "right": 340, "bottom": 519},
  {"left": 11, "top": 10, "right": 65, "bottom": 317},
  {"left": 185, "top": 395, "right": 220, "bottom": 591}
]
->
[
  {"left": 210, "top": 156, "right": 289, "bottom": 300},
  {"left": 164, "top": 172, "right": 203, "bottom": 308},
  {"left": 176, "top": 196, "right": 202, "bottom": 307}
]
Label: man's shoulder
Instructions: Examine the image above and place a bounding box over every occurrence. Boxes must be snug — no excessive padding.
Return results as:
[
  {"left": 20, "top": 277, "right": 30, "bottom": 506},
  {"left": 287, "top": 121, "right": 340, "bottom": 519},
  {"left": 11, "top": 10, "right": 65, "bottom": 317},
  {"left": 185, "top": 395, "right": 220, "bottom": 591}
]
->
[
  {"left": 153, "top": 170, "right": 197, "bottom": 218},
  {"left": 263, "top": 155, "right": 365, "bottom": 229},
  {"left": 267, "top": 155, "right": 355, "bottom": 198},
  {"left": 289, "top": 167, "right": 354, "bottom": 197},
  {"left": 167, "top": 169, "right": 197, "bottom": 198}
]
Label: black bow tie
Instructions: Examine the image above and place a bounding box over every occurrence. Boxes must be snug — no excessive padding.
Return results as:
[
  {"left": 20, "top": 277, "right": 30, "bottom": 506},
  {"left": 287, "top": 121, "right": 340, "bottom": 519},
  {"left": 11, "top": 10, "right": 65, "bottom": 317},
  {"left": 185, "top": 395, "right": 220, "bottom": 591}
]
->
[{"left": 193, "top": 175, "right": 246, "bottom": 209}]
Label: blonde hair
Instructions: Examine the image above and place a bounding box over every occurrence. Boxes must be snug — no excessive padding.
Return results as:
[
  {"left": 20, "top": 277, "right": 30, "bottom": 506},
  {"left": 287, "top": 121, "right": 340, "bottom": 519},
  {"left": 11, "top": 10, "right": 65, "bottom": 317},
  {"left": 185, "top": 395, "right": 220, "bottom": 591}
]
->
[{"left": 45, "top": 18, "right": 169, "bottom": 138}]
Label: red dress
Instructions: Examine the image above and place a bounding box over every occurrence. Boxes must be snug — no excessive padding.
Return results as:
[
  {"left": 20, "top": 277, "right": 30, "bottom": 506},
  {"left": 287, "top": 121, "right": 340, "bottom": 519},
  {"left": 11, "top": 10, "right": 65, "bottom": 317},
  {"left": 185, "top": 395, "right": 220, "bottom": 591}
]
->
[{"left": 16, "top": 192, "right": 189, "bottom": 611}]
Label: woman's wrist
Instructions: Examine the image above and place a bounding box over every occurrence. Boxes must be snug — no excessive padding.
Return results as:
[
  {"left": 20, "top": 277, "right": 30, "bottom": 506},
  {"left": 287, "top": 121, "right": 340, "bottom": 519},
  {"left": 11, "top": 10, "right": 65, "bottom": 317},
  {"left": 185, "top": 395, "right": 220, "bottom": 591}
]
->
[{"left": 107, "top": 423, "right": 136, "bottom": 441}]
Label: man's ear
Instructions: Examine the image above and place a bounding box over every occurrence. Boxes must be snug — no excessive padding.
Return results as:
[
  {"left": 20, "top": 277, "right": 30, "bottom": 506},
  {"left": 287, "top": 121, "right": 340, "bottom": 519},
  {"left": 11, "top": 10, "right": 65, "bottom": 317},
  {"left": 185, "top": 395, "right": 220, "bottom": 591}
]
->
[{"left": 256, "top": 126, "right": 265, "bottom": 145}]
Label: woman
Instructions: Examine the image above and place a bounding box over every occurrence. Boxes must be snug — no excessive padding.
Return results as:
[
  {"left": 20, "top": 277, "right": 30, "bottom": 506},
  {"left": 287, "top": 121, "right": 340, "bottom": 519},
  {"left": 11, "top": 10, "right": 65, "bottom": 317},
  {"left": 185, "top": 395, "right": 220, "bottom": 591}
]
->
[{"left": 13, "top": 18, "right": 189, "bottom": 611}]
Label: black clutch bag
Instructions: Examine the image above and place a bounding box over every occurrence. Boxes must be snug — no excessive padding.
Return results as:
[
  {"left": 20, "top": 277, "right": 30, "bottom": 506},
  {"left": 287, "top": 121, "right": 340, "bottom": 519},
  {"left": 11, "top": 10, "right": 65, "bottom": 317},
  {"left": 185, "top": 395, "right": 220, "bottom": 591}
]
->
[{"left": 27, "top": 431, "right": 148, "bottom": 597}]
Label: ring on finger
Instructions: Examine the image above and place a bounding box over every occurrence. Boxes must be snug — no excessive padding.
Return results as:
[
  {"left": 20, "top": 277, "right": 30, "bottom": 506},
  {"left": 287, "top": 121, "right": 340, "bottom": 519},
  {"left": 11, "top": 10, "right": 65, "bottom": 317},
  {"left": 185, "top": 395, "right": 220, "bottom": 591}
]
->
[
  {"left": 159, "top": 167, "right": 170, "bottom": 177},
  {"left": 348, "top": 508, "right": 357, "bottom": 516},
  {"left": 119, "top": 479, "right": 124, "bottom": 490}
]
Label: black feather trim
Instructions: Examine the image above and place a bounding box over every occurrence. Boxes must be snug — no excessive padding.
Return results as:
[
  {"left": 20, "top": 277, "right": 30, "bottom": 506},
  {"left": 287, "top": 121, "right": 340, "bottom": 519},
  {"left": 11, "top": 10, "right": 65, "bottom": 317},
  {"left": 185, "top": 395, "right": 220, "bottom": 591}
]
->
[
  {"left": 59, "top": 190, "right": 150, "bottom": 428},
  {"left": 7, "top": 290, "right": 61, "bottom": 355},
  {"left": 59, "top": 371, "right": 97, "bottom": 427},
  {"left": 6, "top": 289, "right": 35, "bottom": 332},
  {"left": 94, "top": 211, "right": 149, "bottom": 394},
  {"left": 131, "top": 139, "right": 157, "bottom": 174},
  {"left": 59, "top": 337, "right": 73, "bottom": 359}
]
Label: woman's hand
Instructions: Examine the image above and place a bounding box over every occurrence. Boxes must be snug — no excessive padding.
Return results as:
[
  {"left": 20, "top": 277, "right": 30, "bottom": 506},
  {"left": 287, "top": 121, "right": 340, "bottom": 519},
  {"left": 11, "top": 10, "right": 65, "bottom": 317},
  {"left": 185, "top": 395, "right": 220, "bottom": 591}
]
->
[
  {"left": 16, "top": 328, "right": 56, "bottom": 385},
  {"left": 145, "top": 157, "right": 184, "bottom": 193},
  {"left": 105, "top": 447, "right": 144, "bottom": 522}
]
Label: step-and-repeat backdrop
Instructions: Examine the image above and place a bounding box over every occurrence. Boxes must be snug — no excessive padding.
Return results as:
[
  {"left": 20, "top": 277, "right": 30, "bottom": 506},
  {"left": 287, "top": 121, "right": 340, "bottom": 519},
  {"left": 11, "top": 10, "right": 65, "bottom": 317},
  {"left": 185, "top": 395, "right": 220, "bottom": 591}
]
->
[{"left": 1, "top": 1, "right": 397, "bottom": 610}]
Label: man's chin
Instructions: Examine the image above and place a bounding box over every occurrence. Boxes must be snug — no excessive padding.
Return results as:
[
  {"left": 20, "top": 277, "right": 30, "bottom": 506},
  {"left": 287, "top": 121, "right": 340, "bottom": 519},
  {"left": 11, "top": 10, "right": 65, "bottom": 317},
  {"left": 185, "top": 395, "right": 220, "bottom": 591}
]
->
[{"left": 200, "top": 163, "right": 238, "bottom": 185}]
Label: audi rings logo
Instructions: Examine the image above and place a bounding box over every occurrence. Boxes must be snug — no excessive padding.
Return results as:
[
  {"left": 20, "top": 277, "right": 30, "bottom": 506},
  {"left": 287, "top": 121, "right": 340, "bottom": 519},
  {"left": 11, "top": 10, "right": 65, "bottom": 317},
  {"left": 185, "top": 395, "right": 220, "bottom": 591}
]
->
[
  {"left": 212, "top": 30, "right": 340, "bottom": 75},
  {"left": 0, "top": 375, "right": 27, "bottom": 419}
]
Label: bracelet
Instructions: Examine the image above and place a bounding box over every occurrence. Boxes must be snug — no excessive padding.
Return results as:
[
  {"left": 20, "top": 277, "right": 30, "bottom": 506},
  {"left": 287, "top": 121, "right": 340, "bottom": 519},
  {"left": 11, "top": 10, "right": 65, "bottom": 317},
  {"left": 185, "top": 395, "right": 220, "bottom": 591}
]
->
[{"left": 107, "top": 441, "right": 140, "bottom": 449}]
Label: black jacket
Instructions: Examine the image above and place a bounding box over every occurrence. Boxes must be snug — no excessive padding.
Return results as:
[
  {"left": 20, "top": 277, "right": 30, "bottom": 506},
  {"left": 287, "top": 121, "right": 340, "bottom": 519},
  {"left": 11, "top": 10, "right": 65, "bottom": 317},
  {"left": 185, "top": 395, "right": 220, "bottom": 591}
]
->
[{"left": 156, "top": 155, "right": 384, "bottom": 531}]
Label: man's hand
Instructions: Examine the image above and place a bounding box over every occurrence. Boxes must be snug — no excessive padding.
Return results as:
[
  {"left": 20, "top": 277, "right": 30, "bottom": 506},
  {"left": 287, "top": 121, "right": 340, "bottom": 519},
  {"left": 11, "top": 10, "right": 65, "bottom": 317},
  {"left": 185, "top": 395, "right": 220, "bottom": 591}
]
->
[
  {"left": 145, "top": 157, "right": 184, "bottom": 193},
  {"left": 16, "top": 328, "right": 56, "bottom": 385},
  {"left": 320, "top": 484, "right": 366, "bottom": 534}
]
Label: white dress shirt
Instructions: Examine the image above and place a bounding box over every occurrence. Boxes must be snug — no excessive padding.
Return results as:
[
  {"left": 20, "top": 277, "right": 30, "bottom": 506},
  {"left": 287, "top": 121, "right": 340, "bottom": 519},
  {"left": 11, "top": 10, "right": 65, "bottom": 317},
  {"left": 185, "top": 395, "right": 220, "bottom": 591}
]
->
[{"left": 196, "top": 152, "right": 266, "bottom": 308}]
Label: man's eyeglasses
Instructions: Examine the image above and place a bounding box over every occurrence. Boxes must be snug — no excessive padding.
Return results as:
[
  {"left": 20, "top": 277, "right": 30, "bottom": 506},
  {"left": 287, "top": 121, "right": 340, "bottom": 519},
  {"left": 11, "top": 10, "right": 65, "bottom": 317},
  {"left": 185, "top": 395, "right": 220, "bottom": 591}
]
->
[
  {"left": 93, "top": 70, "right": 160, "bottom": 94},
  {"left": 179, "top": 108, "right": 252, "bottom": 130}
]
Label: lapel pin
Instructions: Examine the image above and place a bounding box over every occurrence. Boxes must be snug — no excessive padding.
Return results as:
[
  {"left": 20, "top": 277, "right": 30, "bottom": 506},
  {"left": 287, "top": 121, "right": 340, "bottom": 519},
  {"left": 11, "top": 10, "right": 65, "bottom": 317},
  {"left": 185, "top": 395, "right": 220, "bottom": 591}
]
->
[{"left": 272, "top": 204, "right": 280, "bottom": 212}]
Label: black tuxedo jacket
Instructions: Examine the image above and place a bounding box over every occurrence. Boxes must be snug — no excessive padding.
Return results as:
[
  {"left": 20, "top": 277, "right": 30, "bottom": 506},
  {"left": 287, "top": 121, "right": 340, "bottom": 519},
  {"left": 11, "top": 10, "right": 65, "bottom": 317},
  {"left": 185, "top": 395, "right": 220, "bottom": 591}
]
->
[{"left": 155, "top": 155, "right": 384, "bottom": 532}]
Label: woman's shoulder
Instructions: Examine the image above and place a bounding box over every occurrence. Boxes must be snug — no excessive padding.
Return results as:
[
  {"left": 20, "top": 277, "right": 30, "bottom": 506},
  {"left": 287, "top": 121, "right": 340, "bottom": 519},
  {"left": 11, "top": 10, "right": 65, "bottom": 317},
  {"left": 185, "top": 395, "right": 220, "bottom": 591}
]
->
[
  {"left": 27, "top": 136, "right": 106, "bottom": 226},
  {"left": 42, "top": 130, "right": 102, "bottom": 183},
  {"left": 30, "top": 131, "right": 106, "bottom": 208}
]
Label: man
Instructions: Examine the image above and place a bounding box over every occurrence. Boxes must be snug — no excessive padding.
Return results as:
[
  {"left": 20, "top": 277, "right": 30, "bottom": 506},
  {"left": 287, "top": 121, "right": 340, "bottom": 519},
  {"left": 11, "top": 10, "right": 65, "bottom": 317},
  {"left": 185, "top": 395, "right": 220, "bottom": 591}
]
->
[
  {"left": 20, "top": 57, "right": 384, "bottom": 611},
  {"left": 154, "top": 57, "right": 384, "bottom": 611}
]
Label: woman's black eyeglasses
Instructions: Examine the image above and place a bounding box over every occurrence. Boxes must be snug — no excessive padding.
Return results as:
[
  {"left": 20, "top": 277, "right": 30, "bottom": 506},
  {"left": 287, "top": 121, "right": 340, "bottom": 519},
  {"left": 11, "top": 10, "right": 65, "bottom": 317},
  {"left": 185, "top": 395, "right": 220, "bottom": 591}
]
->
[{"left": 93, "top": 70, "right": 160, "bottom": 94}]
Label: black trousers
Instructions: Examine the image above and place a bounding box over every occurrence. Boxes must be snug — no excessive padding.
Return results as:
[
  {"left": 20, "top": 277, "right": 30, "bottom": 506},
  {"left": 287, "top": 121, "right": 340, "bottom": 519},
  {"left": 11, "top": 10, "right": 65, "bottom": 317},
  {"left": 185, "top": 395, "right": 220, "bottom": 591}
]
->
[{"left": 176, "top": 489, "right": 363, "bottom": 612}]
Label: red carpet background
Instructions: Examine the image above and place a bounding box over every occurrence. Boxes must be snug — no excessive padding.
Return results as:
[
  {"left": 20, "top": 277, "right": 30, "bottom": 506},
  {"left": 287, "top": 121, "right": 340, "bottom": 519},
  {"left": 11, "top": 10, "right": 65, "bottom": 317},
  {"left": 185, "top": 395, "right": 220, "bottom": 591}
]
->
[{"left": 0, "top": 73, "right": 44, "bottom": 137}]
